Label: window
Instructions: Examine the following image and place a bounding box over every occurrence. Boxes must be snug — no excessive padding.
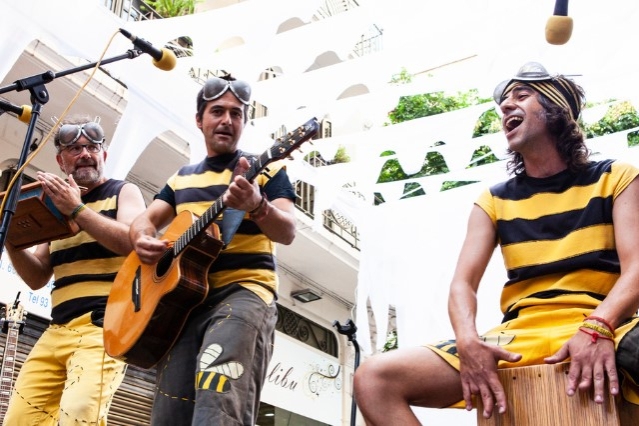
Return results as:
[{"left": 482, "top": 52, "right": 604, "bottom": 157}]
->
[{"left": 276, "top": 304, "right": 338, "bottom": 357}]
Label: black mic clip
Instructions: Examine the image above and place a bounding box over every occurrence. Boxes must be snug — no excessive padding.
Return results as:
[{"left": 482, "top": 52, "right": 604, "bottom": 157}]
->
[{"left": 119, "top": 28, "right": 177, "bottom": 71}]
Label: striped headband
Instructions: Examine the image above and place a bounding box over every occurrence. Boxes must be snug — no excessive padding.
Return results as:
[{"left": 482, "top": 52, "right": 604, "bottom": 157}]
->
[{"left": 501, "top": 78, "right": 581, "bottom": 120}]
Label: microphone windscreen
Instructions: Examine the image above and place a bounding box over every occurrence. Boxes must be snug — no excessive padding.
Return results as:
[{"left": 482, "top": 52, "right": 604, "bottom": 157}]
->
[
  {"left": 153, "top": 48, "right": 177, "bottom": 71},
  {"left": 18, "top": 105, "right": 32, "bottom": 123},
  {"left": 545, "top": 15, "right": 573, "bottom": 45}
]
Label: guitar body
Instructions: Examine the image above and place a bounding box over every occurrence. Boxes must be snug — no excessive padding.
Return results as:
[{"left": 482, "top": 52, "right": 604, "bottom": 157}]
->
[{"left": 103, "top": 211, "right": 223, "bottom": 369}]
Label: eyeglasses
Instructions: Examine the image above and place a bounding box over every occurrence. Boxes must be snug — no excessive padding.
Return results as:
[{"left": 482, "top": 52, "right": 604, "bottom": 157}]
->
[
  {"left": 202, "top": 77, "right": 251, "bottom": 106},
  {"left": 57, "top": 122, "right": 105, "bottom": 146},
  {"left": 62, "top": 143, "right": 103, "bottom": 156}
]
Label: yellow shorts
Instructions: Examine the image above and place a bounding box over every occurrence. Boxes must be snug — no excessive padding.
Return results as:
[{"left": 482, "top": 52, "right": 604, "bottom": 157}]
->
[{"left": 427, "top": 306, "right": 639, "bottom": 406}]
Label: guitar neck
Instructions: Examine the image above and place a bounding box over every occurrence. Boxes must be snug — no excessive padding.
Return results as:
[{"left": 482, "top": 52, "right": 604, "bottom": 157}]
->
[
  {"left": 0, "top": 325, "right": 20, "bottom": 418},
  {"left": 172, "top": 149, "right": 275, "bottom": 255}
]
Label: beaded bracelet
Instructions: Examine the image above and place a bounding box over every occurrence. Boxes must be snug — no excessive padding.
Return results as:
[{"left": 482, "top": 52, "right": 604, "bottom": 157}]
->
[
  {"left": 585, "top": 316, "right": 615, "bottom": 334},
  {"left": 70, "top": 203, "right": 87, "bottom": 219},
  {"left": 579, "top": 328, "right": 614, "bottom": 344},
  {"left": 580, "top": 322, "right": 614, "bottom": 339}
]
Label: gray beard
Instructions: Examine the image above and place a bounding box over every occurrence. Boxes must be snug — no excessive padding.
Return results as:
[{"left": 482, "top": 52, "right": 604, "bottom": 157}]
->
[{"left": 72, "top": 168, "right": 101, "bottom": 186}]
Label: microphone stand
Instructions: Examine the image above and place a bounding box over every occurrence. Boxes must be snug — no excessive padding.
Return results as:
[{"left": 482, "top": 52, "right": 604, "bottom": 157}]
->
[
  {"left": 333, "top": 319, "right": 360, "bottom": 426},
  {"left": 0, "top": 49, "right": 145, "bottom": 259}
]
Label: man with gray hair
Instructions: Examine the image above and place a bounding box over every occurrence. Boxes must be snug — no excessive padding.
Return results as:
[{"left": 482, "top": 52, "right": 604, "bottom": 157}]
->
[{"left": 3, "top": 114, "right": 146, "bottom": 425}]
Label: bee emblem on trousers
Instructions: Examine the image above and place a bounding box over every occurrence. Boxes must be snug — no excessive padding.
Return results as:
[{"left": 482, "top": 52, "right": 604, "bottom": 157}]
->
[{"left": 196, "top": 343, "right": 244, "bottom": 393}]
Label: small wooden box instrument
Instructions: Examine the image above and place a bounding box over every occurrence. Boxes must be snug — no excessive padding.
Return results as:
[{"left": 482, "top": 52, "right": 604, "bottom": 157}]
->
[{"left": 0, "top": 181, "right": 79, "bottom": 249}]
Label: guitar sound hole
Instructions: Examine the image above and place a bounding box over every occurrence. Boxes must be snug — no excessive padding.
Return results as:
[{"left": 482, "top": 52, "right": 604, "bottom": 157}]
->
[{"left": 156, "top": 251, "right": 173, "bottom": 278}]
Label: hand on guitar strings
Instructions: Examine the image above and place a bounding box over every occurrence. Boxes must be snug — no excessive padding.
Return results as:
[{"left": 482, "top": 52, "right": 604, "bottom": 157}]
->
[{"left": 132, "top": 234, "right": 170, "bottom": 265}]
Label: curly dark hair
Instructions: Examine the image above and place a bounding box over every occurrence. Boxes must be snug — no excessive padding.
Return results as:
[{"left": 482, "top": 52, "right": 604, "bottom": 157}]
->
[{"left": 506, "top": 84, "right": 590, "bottom": 175}]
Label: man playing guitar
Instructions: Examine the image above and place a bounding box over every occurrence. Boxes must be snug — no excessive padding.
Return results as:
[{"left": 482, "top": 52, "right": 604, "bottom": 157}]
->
[{"left": 128, "top": 75, "right": 298, "bottom": 425}]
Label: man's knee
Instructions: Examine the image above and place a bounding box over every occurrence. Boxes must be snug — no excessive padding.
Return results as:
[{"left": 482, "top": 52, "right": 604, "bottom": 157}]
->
[{"left": 354, "top": 352, "right": 401, "bottom": 398}]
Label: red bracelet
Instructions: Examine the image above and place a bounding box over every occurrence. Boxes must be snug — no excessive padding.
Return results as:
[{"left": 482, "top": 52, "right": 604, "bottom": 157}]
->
[
  {"left": 585, "top": 315, "right": 615, "bottom": 334},
  {"left": 579, "top": 327, "right": 614, "bottom": 344}
]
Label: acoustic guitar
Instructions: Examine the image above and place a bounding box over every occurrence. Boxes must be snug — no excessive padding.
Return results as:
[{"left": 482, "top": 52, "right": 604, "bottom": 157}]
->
[
  {"left": 0, "top": 294, "right": 26, "bottom": 420},
  {"left": 103, "top": 118, "right": 319, "bottom": 369}
]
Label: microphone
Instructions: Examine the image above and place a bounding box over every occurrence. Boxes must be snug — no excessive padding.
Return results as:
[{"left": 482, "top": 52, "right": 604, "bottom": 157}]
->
[
  {"left": 545, "top": 0, "right": 573, "bottom": 45},
  {"left": 119, "top": 28, "right": 177, "bottom": 71},
  {"left": 0, "top": 99, "right": 32, "bottom": 123}
]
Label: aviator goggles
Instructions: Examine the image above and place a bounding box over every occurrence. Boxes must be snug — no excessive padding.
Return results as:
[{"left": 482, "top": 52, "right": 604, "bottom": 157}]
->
[
  {"left": 56, "top": 122, "right": 106, "bottom": 148},
  {"left": 202, "top": 77, "right": 251, "bottom": 105}
]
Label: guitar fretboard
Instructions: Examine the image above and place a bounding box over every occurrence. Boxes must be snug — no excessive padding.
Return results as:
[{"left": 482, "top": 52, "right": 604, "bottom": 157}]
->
[
  {"left": 172, "top": 118, "right": 318, "bottom": 256},
  {"left": 0, "top": 326, "right": 20, "bottom": 418}
]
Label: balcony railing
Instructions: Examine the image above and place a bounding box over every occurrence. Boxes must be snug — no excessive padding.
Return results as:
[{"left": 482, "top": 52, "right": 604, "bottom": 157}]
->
[
  {"left": 294, "top": 159, "right": 360, "bottom": 250},
  {"left": 104, "top": 0, "right": 161, "bottom": 21}
]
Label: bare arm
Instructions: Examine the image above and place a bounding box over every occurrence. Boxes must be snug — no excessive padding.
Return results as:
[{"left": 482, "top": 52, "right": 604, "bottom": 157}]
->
[
  {"left": 546, "top": 176, "right": 639, "bottom": 402},
  {"left": 71, "top": 182, "right": 146, "bottom": 255},
  {"left": 4, "top": 177, "right": 146, "bottom": 288},
  {"left": 38, "top": 172, "right": 146, "bottom": 255},
  {"left": 129, "top": 199, "right": 175, "bottom": 265},
  {"left": 3, "top": 243, "right": 53, "bottom": 290},
  {"left": 448, "top": 205, "right": 522, "bottom": 417},
  {"left": 247, "top": 197, "right": 296, "bottom": 245},
  {"left": 589, "top": 177, "right": 639, "bottom": 333}
]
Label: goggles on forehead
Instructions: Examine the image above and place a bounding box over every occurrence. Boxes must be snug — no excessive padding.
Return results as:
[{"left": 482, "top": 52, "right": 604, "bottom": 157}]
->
[
  {"left": 493, "top": 62, "right": 552, "bottom": 104},
  {"left": 202, "top": 77, "right": 251, "bottom": 105},
  {"left": 493, "top": 61, "right": 581, "bottom": 120},
  {"left": 57, "top": 122, "right": 105, "bottom": 147}
]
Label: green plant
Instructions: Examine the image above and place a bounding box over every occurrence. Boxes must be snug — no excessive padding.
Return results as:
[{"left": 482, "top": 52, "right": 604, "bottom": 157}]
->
[
  {"left": 141, "top": 0, "right": 200, "bottom": 18},
  {"left": 332, "top": 145, "right": 351, "bottom": 164},
  {"left": 382, "top": 330, "right": 398, "bottom": 352},
  {"left": 377, "top": 70, "right": 502, "bottom": 199},
  {"left": 584, "top": 101, "right": 639, "bottom": 146}
]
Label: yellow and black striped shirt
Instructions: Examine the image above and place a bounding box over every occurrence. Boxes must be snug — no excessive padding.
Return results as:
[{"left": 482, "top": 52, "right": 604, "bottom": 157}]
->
[
  {"left": 476, "top": 160, "right": 639, "bottom": 321},
  {"left": 157, "top": 151, "right": 295, "bottom": 303},
  {"left": 49, "top": 179, "right": 127, "bottom": 324}
]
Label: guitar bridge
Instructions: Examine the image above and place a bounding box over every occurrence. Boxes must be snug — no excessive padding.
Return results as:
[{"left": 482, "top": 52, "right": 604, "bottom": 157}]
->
[{"left": 133, "top": 266, "right": 141, "bottom": 312}]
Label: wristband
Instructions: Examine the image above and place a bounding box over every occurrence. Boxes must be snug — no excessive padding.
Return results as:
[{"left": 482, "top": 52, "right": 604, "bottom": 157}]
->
[
  {"left": 580, "top": 322, "right": 614, "bottom": 339},
  {"left": 585, "top": 315, "right": 615, "bottom": 334},
  {"left": 70, "top": 203, "right": 87, "bottom": 219},
  {"left": 249, "top": 195, "right": 270, "bottom": 222},
  {"left": 249, "top": 194, "right": 266, "bottom": 214}
]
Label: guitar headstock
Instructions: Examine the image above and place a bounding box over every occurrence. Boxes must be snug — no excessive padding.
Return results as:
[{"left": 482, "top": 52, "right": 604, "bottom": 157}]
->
[
  {"left": 4, "top": 303, "right": 25, "bottom": 323},
  {"left": 2, "top": 302, "right": 26, "bottom": 332},
  {"left": 269, "top": 117, "right": 319, "bottom": 161}
]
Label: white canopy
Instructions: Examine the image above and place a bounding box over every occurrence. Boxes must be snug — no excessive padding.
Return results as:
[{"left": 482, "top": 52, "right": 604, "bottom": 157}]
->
[{"left": 3, "top": 0, "right": 639, "bottom": 360}]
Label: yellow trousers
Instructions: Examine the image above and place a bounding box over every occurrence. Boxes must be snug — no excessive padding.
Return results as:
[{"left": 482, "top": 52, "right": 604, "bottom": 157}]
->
[{"left": 3, "top": 312, "right": 126, "bottom": 426}]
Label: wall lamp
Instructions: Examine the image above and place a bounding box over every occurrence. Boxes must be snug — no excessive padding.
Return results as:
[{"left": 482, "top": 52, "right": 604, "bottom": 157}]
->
[{"left": 291, "top": 288, "right": 322, "bottom": 303}]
